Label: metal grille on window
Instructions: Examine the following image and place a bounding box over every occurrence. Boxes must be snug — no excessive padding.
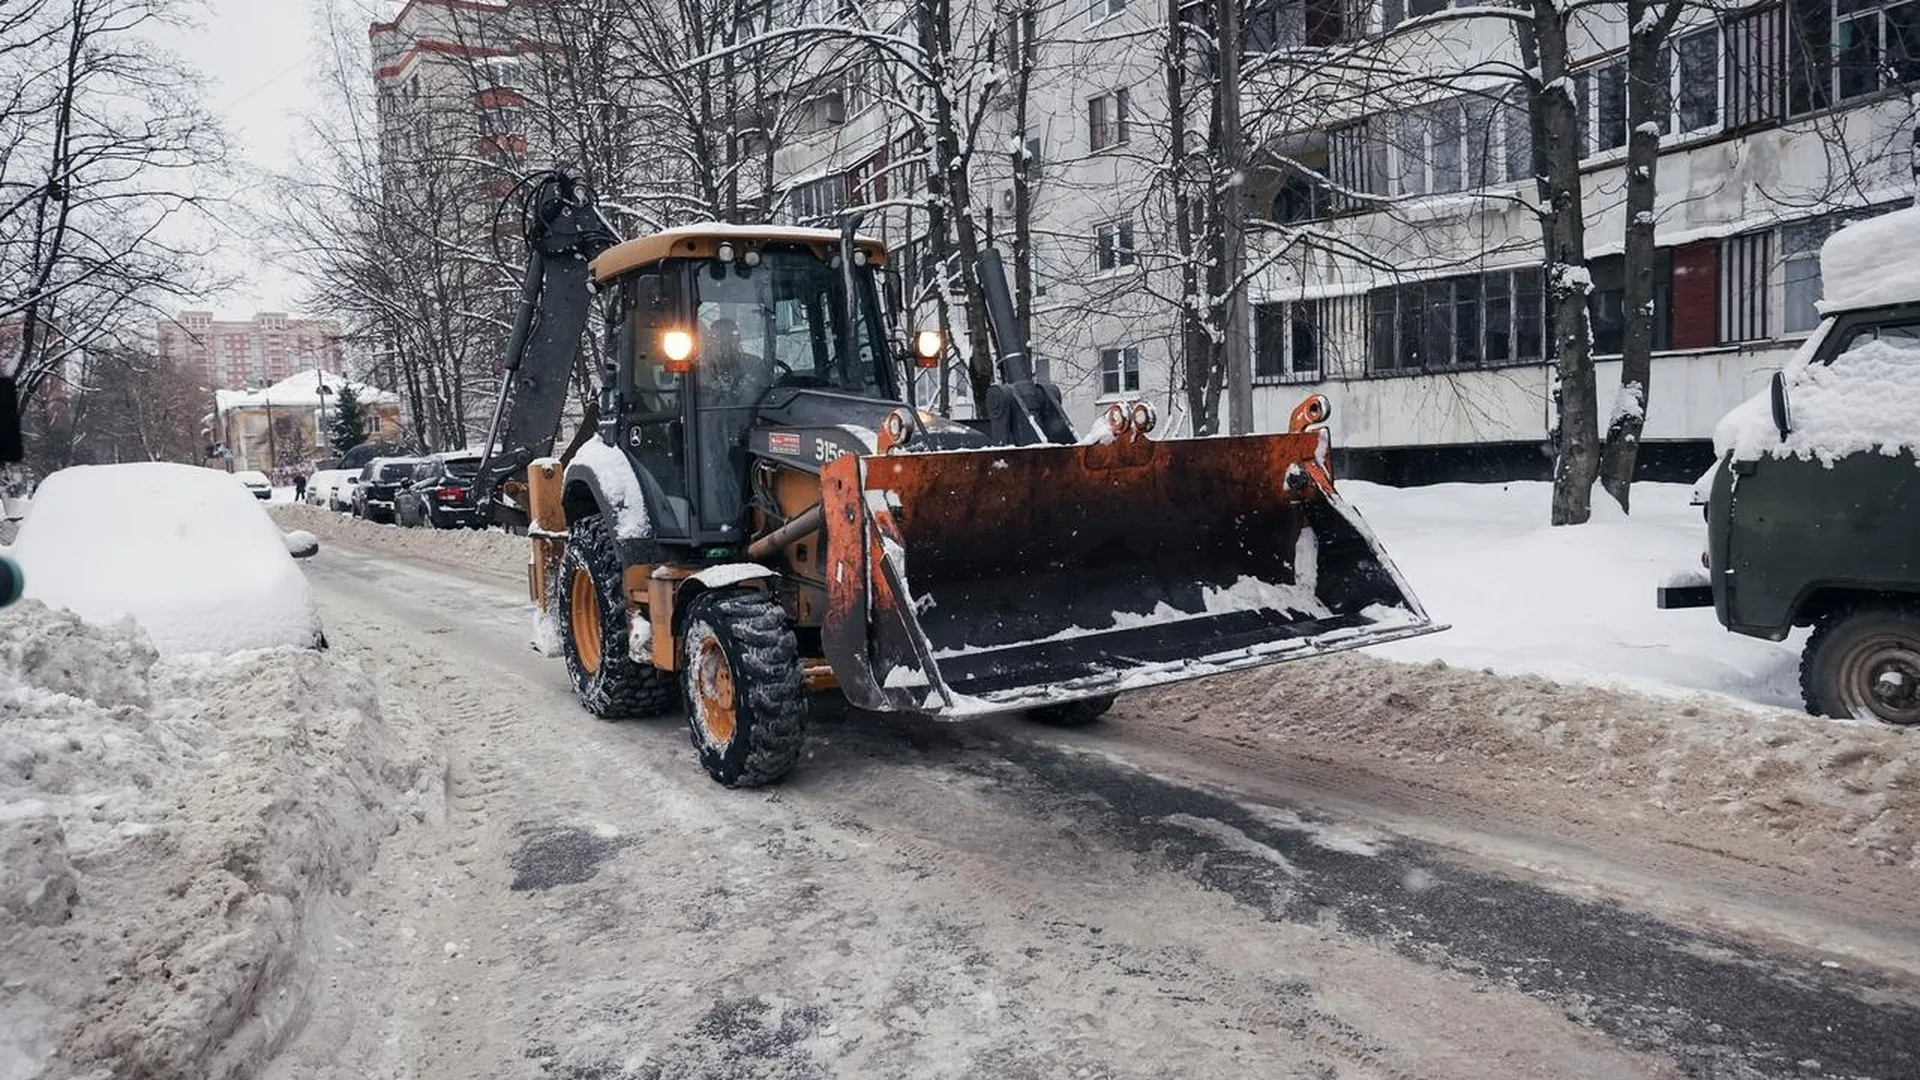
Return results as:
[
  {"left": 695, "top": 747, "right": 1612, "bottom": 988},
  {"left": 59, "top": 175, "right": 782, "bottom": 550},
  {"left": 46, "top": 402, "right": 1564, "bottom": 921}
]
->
[{"left": 1720, "top": 231, "right": 1771, "bottom": 343}]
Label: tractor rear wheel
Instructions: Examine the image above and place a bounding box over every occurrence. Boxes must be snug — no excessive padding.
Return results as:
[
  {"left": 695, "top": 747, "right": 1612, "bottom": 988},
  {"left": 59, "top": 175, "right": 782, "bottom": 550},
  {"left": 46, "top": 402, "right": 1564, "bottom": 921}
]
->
[
  {"left": 1801, "top": 605, "right": 1920, "bottom": 726},
  {"left": 1026, "top": 694, "right": 1116, "bottom": 728},
  {"left": 553, "top": 514, "right": 677, "bottom": 719},
  {"left": 681, "top": 588, "right": 805, "bottom": 787}
]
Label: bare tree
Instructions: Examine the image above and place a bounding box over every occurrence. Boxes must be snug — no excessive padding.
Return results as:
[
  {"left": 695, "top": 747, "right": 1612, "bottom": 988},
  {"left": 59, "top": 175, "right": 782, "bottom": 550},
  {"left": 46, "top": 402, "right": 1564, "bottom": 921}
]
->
[{"left": 0, "top": 0, "right": 224, "bottom": 412}]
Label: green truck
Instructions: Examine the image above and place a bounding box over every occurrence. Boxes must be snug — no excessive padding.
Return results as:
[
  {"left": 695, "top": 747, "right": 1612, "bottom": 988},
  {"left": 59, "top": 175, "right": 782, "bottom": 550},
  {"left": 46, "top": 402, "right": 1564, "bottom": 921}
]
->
[{"left": 1659, "top": 207, "right": 1920, "bottom": 726}]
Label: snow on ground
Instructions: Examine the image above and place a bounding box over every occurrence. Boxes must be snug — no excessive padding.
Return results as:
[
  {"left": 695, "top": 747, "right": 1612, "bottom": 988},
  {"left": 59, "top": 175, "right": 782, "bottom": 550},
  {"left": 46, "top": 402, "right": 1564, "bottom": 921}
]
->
[
  {"left": 268, "top": 503, "right": 527, "bottom": 581},
  {"left": 1340, "top": 479, "right": 1804, "bottom": 710},
  {"left": 9, "top": 464, "right": 324, "bottom": 656},
  {"left": 0, "top": 601, "right": 433, "bottom": 1080}
]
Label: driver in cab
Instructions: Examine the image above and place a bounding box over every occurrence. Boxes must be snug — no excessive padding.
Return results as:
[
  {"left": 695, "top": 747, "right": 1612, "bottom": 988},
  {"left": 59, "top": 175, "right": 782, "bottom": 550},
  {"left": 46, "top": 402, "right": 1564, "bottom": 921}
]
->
[{"left": 701, "top": 316, "right": 768, "bottom": 406}]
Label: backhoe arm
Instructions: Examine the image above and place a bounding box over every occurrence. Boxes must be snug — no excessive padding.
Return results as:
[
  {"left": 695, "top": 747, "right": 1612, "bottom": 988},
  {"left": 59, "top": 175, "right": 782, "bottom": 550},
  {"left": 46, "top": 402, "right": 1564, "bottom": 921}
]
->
[{"left": 474, "top": 171, "right": 621, "bottom": 520}]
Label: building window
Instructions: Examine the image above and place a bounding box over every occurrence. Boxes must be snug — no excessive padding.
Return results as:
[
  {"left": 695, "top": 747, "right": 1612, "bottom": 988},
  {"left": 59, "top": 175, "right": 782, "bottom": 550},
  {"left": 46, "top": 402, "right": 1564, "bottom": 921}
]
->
[
  {"left": 1667, "top": 26, "right": 1723, "bottom": 133},
  {"left": 788, "top": 175, "right": 846, "bottom": 222},
  {"left": 1577, "top": 59, "right": 1628, "bottom": 158},
  {"left": 1089, "top": 89, "right": 1129, "bottom": 151},
  {"left": 1720, "top": 231, "right": 1772, "bottom": 342},
  {"left": 1777, "top": 208, "right": 1896, "bottom": 332},
  {"left": 848, "top": 150, "right": 887, "bottom": 206},
  {"left": 1328, "top": 120, "right": 1386, "bottom": 207},
  {"left": 1728, "top": 4, "right": 1786, "bottom": 127},
  {"left": 1254, "top": 301, "right": 1322, "bottom": 381},
  {"left": 1833, "top": 0, "right": 1920, "bottom": 101},
  {"left": 1094, "top": 219, "right": 1136, "bottom": 271},
  {"left": 1587, "top": 252, "right": 1674, "bottom": 356},
  {"left": 1089, "top": 0, "right": 1127, "bottom": 23},
  {"left": 1367, "top": 269, "right": 1548, "bottom": 373},
  {"left": 1273, "top": 163, "right": 1331, "bottom": 223},
  {"left": 1099, "top": 346, "right": 1141, "bottom": 394},
  {"left": 1376, "top": 93, "right": 1530, "bottom": 198},
  {"left": 1244, "top": 0, "right": 1349, "bottom": 51}
]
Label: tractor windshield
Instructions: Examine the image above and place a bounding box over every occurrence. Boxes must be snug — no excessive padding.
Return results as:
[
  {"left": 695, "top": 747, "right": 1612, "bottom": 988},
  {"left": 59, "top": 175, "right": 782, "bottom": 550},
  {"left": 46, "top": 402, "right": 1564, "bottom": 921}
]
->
[{"left": 689, "top": 248, "right": 890, "bottom": 405}]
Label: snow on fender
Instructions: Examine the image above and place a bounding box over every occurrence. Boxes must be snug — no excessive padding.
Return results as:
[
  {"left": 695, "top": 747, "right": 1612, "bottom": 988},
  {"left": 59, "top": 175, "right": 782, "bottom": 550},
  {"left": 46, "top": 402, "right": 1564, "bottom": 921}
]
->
[{"left": 671, "top": 562, "right": 778, "bottom": 590}]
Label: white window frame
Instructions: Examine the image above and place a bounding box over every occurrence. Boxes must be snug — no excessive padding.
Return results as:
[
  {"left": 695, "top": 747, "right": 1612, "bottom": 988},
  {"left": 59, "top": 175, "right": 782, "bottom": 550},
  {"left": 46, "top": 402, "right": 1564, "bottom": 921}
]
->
[
  {"left": 1088, "top": 89, "right": 1130, "bottom": 151},
  {"left": 1089, "top": 0, "right": 1128, "bottom": 24},
  {"left": 1253, "top": 301, "right": 1322, "bottom": 383},
  {"left": 1094, "top": 219, "right": 1136, "bottom": 272},
  {"left": 1576, "top": 57, "right": 1629, "bottom": 162},
  {"left": 1098, "top": 345, "right": 1141, "bottom": 396},
  {"left": 1664, "top": 25, "right": 1724, "bottom": 137}
]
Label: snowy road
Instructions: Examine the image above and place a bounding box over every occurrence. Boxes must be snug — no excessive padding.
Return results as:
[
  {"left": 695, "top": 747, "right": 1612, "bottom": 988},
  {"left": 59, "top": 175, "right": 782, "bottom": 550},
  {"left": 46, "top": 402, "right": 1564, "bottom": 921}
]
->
[{"left": 264, "top": 539, "right": 1920, "bottom": 1080}]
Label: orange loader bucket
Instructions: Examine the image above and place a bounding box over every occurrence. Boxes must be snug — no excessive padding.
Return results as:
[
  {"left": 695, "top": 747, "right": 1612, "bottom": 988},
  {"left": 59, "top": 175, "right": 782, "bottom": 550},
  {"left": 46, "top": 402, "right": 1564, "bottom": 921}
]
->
[{"left": 818, "top": 403, "right": 1438, "bottom": 715}]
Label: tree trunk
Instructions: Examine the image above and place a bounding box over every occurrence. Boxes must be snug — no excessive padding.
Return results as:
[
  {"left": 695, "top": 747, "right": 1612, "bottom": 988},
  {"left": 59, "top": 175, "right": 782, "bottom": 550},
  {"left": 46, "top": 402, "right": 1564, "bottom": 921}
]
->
[
  {"left": 1598, "top": 0, "right": 1682, "bottom": 512},
  {"left": 1010, "top": 2, "right": 1037, "bottom": 367},
  {"left": 1213, "top": 0, "right": 1251, "bottom": 434},
  {"left": 1528, "top": 0, "right": 1598, "bottom": 526},
  {"left": 1167, "top": 0, "right": 1221, "bottom": 435}
]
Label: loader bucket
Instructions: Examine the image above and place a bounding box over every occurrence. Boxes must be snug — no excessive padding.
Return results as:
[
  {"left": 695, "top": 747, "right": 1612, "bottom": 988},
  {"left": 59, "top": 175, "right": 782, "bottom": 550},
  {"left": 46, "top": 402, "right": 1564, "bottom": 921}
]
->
[{"left": 818, "top": 419, "right": 1439, "bottom": 716}]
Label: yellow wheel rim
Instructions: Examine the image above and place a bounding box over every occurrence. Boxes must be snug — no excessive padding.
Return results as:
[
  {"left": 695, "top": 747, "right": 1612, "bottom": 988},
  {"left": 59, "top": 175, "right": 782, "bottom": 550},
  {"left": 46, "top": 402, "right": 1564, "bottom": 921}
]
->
[
  {"left": 694, "top": 634, "right": 737, "bottom": 746},
  {"left": 569, "top": 567, "right": 601, "bottom": 675}
]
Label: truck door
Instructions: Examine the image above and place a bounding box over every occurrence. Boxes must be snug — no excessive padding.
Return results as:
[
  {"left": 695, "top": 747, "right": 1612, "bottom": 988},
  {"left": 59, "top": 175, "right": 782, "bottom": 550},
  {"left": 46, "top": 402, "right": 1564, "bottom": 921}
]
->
[{"left": 617, "top": 269, "right": 693, "bottom": 541}]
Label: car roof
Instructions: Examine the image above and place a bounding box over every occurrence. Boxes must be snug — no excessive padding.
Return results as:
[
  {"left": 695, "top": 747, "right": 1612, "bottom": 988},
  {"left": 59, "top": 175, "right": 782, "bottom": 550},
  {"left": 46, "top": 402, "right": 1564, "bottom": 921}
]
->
[{"left": 434, "top": 449, "right": 483, "bottom": 461}]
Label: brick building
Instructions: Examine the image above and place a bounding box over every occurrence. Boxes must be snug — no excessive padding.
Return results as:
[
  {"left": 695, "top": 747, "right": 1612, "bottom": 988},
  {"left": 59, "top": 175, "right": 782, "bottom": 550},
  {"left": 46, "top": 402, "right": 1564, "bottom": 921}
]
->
[{"left": 157, "top": 311, "right": 346, "bottom": 392}]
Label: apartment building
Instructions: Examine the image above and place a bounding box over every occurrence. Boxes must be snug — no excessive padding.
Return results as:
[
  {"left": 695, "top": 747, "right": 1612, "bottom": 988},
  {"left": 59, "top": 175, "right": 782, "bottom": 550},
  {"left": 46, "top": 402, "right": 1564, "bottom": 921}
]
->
[
  {"left": 371, "top": 0, "right": 530, "bottom": 166},
  {"left": 764, "top": 0, "right": 1915, "bottom": 478},
  {"left": 1239, "top": 0, "right": 1917, "bottom": 480},
  {"left": 156, "top": 311, "right": 346, "bottom": 391}
]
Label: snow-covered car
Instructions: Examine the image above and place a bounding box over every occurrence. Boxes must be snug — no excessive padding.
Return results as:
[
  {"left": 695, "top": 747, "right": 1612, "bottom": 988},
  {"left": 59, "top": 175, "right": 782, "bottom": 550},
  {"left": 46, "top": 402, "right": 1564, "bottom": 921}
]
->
[
  {"left": 232, "top": 469, "right": 273, "bottom": 499},
  {"left": 7, "top": 462, "right": 326, "bottom": 655},
  {"left": 306, "top": 468, "right": 357, "bottom": 508}
]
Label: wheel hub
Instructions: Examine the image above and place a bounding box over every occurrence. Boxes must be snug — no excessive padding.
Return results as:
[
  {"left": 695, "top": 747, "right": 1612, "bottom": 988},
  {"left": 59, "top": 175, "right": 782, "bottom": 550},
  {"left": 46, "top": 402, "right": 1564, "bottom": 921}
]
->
[
  {"left": 1844, "top": 635, "right": 1920, "bottom": 725},
  {"left": 694, "top": 635, "right": 737, "bottom": 746},
  {"left": 569, "top": 567, "right": 601, "bottom": 675}
]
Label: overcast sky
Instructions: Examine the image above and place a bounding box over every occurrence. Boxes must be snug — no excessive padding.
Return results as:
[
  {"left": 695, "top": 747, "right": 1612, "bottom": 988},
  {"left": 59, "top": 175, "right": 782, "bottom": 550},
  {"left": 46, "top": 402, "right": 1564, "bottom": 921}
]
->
[{"left": 156, "top": 0, "right": 398, "bottom": 319}]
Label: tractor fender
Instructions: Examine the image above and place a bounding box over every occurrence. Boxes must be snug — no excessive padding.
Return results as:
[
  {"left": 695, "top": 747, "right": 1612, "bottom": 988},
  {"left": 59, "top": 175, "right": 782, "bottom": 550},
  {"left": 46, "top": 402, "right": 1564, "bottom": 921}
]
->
[
  {"left": 667, "top": 563, "right": 779, "bottom": 636},
  {"left": 561, "top": 451, "right": 665, "bottom": 569}
]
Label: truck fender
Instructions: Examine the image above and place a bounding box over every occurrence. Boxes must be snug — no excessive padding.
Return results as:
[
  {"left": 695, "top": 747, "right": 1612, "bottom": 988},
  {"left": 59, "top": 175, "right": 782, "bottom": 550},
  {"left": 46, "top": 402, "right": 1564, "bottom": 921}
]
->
[
  {"left": 560, "top": 458, "right": 663, "bottom": 569},
  {"left": 669, "top": 563, "right": 780, "bottom": 636}
]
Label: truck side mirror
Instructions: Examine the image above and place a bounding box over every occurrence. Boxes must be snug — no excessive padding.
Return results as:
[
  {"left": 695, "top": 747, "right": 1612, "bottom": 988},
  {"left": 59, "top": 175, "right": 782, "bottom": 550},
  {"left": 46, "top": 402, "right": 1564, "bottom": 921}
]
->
[{"left": 1769, "top": 370, "right": 1793, "bottom": 441}]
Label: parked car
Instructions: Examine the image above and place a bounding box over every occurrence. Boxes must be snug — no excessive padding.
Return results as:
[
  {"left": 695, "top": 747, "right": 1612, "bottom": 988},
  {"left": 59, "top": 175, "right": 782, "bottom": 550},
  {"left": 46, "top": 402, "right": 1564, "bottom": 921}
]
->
[
  {"left": 232, "top": 469, "right": 273, "bottom": 499},
  {"left": 10, "top": 462, "right": 324, "bottom": 654},
  {"left": 337, "top": 441, "right": 406, "bottom": 472},
  {"left": 395, "top": 451, "right": 486, "bottom": 529},
  {"left": 305, "top": 468, "right": 357, "bottom": 509},
  {"left": 352, "top": 457, "right": 422, "bottom": 523},
  {"left": 1659, "top": 206, "right": 1920, "bottom": 726}
]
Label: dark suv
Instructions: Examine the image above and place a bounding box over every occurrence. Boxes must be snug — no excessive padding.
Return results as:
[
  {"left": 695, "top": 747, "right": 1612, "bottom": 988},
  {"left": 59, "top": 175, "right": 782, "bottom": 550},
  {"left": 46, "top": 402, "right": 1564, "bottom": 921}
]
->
[
  {"left": 352, "top": 457, "right": 422, "bottom": 524},
  {"left": 395, "top": 452, "right": 485, "bottom": 529}
]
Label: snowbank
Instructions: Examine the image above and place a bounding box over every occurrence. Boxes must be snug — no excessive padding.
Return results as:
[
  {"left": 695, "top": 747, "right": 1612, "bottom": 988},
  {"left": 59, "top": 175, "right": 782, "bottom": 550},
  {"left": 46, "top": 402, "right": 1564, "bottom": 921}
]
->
[
  {"left": 1341, "top": 480, "right": 1803, "bottom": 710},
  {"left": 11, "top": 463, "right": 323, "bottom": 656},
  {"left": 268, "top": 503, "right": 527, "bottom": 581},
  {"left": 1715, "top": 338, "right": 1920, "bottom": 466},
  {"left": 1127, "top": 645, "right": 1918, "bottom": 869},
  {"left": 1816, "top": 205, "right": 1920, "bottom": 314},
  {"left": 0, "top": 602, "right": 431, "bottom": 1080}
]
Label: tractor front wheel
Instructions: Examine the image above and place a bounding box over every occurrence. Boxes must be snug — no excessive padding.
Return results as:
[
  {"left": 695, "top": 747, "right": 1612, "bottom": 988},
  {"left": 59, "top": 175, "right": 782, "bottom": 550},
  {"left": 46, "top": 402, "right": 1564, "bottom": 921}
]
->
[
  {"left": 681, "top": 588, "right": 805, "bottom": 787},
  {"left": 552, "top": 514, "right": 678, "bottom": 719}
]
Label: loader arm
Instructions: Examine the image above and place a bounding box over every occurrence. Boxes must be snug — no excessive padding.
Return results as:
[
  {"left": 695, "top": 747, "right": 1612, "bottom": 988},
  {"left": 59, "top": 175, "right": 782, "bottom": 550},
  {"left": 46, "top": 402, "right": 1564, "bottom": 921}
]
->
[{"left": 473, "top": 171, "right": 622, "bottom": 522}]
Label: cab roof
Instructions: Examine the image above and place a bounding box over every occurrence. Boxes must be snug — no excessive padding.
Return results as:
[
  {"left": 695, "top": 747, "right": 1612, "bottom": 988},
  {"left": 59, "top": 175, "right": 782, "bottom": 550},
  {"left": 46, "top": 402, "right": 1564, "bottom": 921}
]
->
[{"left": 590, "top": 222, "right": 889, "bottom": 283}]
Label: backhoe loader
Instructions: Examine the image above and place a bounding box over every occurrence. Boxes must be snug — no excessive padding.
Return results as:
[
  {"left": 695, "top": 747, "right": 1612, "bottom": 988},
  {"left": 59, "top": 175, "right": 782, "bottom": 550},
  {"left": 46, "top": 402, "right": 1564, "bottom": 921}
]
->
[{"left": 475, "top": 171, "right": 1437, "bottom": 787}]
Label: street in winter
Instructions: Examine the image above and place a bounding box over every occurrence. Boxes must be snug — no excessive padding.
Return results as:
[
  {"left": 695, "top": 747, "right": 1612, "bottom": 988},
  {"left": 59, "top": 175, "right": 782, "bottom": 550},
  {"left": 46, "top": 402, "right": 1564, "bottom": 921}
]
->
[{"left": 2, "top": 0, "right": 1918, "bottom": 1078}]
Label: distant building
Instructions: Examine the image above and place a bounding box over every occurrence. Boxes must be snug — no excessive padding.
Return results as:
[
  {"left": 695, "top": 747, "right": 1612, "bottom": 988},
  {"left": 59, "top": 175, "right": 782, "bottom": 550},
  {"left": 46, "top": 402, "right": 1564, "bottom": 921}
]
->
[
  {"left": 158, "top": 311, "right": 346, "bottom": 391},
  {"left": 211, "top": 369, "right": 402, "bottom": 472}
]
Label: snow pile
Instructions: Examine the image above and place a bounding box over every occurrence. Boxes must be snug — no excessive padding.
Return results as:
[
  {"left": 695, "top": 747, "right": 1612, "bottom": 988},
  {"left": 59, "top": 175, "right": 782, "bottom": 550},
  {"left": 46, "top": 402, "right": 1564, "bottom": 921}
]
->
[
  {"left": 268, "top": 503, "right": 528, "bottom": 581},
  {"left": 1816, "top": 205, "right": 1920, "bottom": 314},
  {"left": 10, "top": 463, "right": 323, "bottom": 655},
  {"left": 0, "top": 601, "right": 431, "bottom": 1080},
  {"left": 566, "top": 443, "right": 651, "bottom": 541},
  {"left": 1715, "top": 338, "right": 1920, "bottom": 466},
  {"left": 1340, "top": 480, "right": 1803, "bottom": 709},
  {"left": 1125, "top": 647, "right": 1919, "bottom": 869}
]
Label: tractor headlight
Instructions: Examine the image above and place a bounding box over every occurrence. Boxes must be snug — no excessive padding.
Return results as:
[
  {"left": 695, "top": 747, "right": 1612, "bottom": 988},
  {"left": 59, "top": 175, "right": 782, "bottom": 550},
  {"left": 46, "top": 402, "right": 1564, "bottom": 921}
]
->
[
  {"left": 661, "top": 329, "right": 696, "bottom": 373},
  {"left": 913, "top": 329, "right": 943, "bottom": 368}
]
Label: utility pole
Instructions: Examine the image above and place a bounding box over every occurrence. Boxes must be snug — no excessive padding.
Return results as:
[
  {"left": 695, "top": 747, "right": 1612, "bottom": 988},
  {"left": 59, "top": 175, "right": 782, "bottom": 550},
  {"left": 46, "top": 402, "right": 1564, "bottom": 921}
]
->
[{"left": 1214, "top": 0, "right": 1252, "bottom": 434}]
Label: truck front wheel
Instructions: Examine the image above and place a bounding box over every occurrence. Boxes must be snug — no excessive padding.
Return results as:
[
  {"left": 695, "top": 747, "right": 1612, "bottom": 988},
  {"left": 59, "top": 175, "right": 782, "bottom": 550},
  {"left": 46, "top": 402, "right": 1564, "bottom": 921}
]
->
[
  {"left": 681, "top": 588, "right": 805, "bottom": 787},
  {"left": 1801, "top": 606, "right": 1920, "bottom": 726}
]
